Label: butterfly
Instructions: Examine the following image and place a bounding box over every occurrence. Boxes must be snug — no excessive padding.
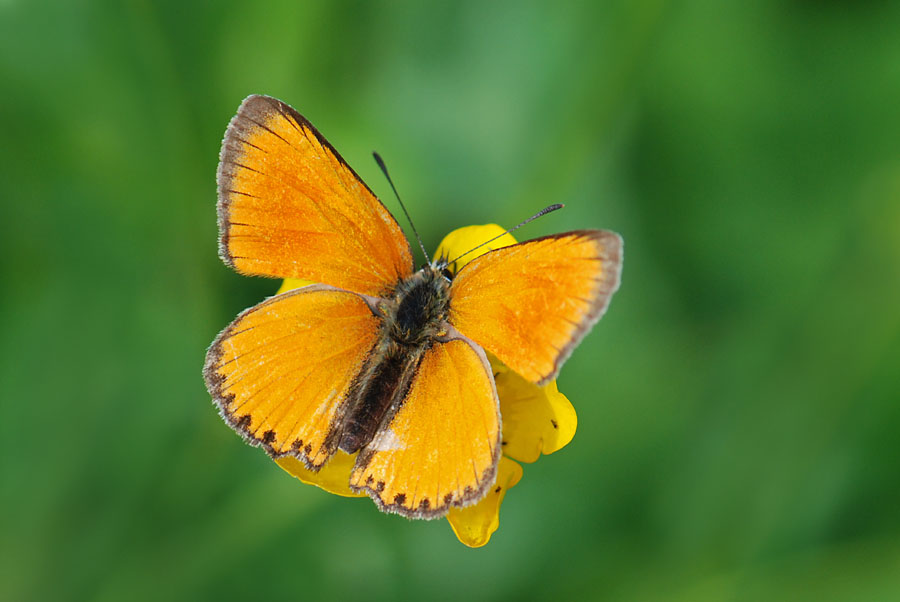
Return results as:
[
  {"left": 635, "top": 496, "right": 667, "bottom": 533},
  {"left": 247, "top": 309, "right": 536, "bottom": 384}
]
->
[{"left": 204, "top": 95, "right": 623, "bottom": 518}]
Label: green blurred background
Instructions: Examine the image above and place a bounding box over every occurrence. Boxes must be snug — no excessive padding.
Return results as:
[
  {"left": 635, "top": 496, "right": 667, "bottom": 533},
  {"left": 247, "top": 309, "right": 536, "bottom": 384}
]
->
[{"left": 2, "top": 1, "right": 899, "bottom": 600}]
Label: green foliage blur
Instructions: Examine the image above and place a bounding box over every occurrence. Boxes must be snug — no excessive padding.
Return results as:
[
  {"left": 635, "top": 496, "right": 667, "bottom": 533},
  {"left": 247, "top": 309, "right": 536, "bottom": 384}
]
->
[{"left": 2, "top": 1, "right": 899, "bottom": 600}]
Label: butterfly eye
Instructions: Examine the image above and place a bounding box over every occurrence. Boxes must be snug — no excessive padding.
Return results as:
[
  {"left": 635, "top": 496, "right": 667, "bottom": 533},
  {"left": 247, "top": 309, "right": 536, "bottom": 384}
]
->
[{"left": 441, "top": 267, "right": 454, "bottom": 281}]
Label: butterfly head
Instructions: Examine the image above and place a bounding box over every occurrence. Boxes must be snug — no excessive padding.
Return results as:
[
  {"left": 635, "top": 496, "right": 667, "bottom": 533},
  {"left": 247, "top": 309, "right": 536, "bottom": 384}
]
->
[{"left": 428, "top": 253, "right": 456, "bottom": 283}]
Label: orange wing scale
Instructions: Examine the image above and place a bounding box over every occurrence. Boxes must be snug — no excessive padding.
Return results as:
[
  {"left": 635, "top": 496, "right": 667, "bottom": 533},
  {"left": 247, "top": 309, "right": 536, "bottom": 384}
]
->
[
  {"left": 449, "top": 230, "right": 622, "bottom": 385},
  {"left": 204, "top": 286, "right": 380, "bottom": 468},
  {"left": 217, "top": 95, "right": 413, "bottom": 296},
  {"left": 349, "top": 337, "right": 501, "bottom": 518}
]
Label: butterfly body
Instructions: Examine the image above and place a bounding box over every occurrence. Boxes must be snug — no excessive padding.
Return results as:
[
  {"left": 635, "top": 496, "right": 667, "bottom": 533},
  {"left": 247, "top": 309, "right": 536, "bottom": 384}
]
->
[
  {"left": 338, "top": 265, "right": 452, "bottom": 454},
  {"left": 206, "top": 94, "right": 622, "bottom": 518}
]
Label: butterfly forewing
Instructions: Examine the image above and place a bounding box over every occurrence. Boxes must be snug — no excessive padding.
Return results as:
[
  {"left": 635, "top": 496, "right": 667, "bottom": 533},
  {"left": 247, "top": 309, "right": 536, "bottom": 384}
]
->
[
  {"left": 448, "top": 230, "right": 622, "bottom": 385},
  {"left": 204, "top": 285, "right": 381, "bottom": 468},
  {"left": 217, "top": 95, "right": 414, "bottom": 296},
  {"left": 349, "top": 337, "right": 501, "bottom": 518}
]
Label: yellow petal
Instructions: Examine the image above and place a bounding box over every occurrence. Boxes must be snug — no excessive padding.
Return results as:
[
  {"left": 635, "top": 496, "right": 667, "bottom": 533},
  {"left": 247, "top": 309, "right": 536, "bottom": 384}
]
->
[
  {"left": 277, "top": 278, "right": 315, "bottom": 294},
  {"left": 433, "top": 224, "right": 518, "bottom": 273},
  {"left": 446, "top": 456, "right": 523, "bottom": 548},
  {"left": 274, "top": 451, "right": 365, "bottom": 498},
  {"left": 495, "top": 368, "right": 577, "bottom": 463}
]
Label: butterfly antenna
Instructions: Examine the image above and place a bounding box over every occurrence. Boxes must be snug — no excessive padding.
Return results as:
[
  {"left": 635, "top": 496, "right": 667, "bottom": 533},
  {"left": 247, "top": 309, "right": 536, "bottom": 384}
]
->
[
  {"left": 373, "top": 152, "right": 430, "bottom": 263},
  {"left": 447, "top": 203, "right": 564, "bottom": 266}
]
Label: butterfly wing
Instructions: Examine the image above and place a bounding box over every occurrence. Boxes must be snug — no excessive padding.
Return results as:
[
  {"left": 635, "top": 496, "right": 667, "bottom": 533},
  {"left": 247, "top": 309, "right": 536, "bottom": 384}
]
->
[
  {"left": 217, "top": 95, "right": 414, "bottom": 296},
  {"left": 204, "top": 285, "right": 381, "bottom": 468},
  {"left": 349, "top": 336, "right": 501, "bottom": 518},
  {"left": 448, "top": 230, "right": 622, "bottom": 385}
]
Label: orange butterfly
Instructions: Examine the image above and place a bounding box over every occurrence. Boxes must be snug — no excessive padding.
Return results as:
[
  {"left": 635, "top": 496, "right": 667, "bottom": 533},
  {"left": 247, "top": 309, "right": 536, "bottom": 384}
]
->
[{"left": 204, "top": 95, "right": 622, "bottom": 518}]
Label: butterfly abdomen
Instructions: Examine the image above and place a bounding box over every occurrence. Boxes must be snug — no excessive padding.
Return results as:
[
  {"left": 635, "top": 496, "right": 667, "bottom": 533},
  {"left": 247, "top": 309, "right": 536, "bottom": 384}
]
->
[
  {"left": 336, "top": 267, "right": 452, "bottom": 454},
  {"left": 338, "top": 343, "right": 418, "bottom": 454}
]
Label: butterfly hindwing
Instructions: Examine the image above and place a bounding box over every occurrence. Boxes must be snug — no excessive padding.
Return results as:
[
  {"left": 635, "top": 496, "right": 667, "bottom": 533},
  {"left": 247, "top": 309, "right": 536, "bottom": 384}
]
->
[
  {"left": 448, "top": 230, "right": 622, "bottom": 385},
  {"left": 349, "top": 336, "right": 501, "bottom": 518},
  {"left": 204, "top": 285, "right": 381, "bottom": 469},
  {"left": 217, "top": 95, "right": 414, "bottom": 296}
]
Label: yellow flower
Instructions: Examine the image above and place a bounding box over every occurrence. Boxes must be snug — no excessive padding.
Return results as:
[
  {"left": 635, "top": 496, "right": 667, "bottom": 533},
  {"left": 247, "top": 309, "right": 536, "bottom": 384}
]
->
[{"left": 274, "top": 224, "right": 577, "bottom": 547}]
